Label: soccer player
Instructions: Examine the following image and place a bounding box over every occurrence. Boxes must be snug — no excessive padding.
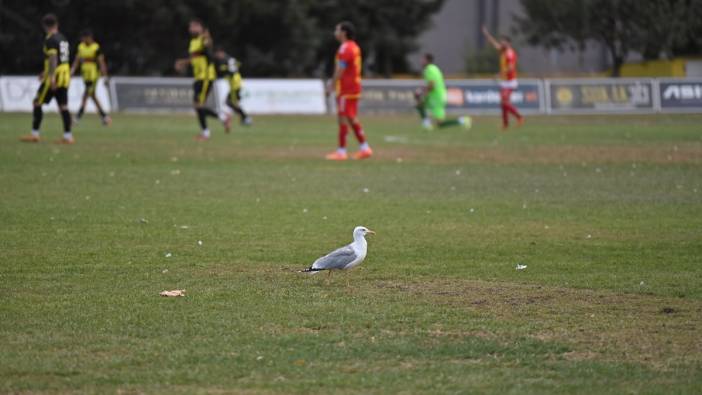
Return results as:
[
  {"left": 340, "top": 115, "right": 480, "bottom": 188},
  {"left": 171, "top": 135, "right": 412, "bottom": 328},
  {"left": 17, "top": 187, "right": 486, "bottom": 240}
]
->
[
  {"left": 213, "top": 47, "right": 252, "bottom": 129},
  {"left": 325, "top": 21, "right": 372, "bottom": 161},
  {"left": 415, "top": 53, "right": 471, "bottom": 131},
  {"left": 20, "top": 14, "right": 73, "bottom": 144},
  {"left": 70, "top": 29, "right": 111, "bottom": 126},
  {"left": 482, "top": 25, "right": 524, "bottom": 130},
  {"left": 174, "top": 18, "right": 223, "bottom": 141}
]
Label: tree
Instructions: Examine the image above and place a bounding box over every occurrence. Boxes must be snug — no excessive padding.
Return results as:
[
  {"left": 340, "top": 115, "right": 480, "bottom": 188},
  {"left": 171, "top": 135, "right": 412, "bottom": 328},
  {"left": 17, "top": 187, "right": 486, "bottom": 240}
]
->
[
  {"left": 515, "top": 0, "right": 702, "bottom": 77},
  {"left": 0, "top": 0, "right": 444, "bottom": 77}
]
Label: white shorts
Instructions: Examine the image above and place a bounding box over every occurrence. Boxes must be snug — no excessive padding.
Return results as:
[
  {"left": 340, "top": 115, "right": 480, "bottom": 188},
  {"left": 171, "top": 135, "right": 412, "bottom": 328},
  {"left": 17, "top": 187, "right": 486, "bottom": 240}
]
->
[{"left": 500, "top": 80, "right": 519, "bottom": 90}]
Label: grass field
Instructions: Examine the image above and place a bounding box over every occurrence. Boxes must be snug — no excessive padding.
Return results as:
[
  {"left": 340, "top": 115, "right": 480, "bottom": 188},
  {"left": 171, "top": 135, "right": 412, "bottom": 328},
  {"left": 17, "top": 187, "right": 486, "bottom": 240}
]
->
[{"left": 1, "top": 111, "right": 701, "bottom": 394}]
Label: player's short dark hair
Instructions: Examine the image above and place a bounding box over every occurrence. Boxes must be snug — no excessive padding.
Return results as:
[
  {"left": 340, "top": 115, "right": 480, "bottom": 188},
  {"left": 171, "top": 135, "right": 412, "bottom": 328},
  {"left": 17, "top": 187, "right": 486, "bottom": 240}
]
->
[
  {"left": 80, "top": 29, "right": 93, "bottom": 38},
  {"left": 338, "top": 21, "right": 356, "bottom": 39},
  {"left": 424, "top": 53, "right": 434, "bottom": 63},
  {"left": 41, "top": 14, "right": 58, "bottom": 28},
  {"left": 190, "top": 17, "right": 205, "bottom": 27}
]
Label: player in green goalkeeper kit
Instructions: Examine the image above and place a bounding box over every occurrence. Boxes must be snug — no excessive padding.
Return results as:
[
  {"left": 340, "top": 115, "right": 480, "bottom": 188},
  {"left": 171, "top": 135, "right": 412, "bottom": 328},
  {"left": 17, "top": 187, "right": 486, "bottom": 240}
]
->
[{"left": 415, "top": 53, "right": 471, "bottom": 131}]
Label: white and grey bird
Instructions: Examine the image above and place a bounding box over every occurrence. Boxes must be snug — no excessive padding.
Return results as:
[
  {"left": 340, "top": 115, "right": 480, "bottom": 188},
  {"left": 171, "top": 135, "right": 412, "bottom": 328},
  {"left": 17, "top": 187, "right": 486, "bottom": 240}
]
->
[{"left": 300, "top": 226, "right": 375, "bottom": 276}]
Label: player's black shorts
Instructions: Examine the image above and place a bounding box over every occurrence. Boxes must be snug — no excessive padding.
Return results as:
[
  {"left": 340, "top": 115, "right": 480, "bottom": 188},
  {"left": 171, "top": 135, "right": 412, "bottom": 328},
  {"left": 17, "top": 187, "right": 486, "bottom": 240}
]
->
[
  {"left": 193, "top": 80, "right": 213, "bottom": 105},
  {"left": 84, "top": 79, "right": 97, "bottom": 95},
  {"left": 34, "top": 82, "right": 68, "bottom": 106}
]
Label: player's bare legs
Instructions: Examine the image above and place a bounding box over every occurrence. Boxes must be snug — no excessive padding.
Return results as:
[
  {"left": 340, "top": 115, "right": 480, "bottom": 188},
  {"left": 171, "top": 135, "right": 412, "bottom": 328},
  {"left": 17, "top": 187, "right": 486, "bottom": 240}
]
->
[
  {"left": 21, "top": 99, "right": 44, "bottom": 142},
  {"left": 346, "top": 115, "right": 372, "bottom": 160},
  {"left": 500, "top": 88, "right": 522, "bottom": 130}
]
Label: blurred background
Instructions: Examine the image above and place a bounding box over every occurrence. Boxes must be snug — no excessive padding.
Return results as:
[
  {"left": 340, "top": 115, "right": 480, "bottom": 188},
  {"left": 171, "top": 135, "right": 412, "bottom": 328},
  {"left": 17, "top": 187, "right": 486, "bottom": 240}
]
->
[{"left": 1, "top": 0, "right": 701, "bottom": 79}]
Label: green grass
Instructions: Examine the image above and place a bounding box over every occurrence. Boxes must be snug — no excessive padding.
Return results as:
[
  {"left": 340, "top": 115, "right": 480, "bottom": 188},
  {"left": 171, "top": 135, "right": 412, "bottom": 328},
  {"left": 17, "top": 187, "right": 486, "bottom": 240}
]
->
[{"left": 1, "top": 112, "right": 701, "bottom": 394}]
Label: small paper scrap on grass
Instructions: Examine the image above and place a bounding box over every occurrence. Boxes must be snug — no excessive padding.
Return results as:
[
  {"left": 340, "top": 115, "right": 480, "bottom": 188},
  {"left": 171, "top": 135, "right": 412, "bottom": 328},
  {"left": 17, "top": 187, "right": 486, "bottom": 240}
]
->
[{"left": 160, "top": 289, "right": 185, "bottom": 297}]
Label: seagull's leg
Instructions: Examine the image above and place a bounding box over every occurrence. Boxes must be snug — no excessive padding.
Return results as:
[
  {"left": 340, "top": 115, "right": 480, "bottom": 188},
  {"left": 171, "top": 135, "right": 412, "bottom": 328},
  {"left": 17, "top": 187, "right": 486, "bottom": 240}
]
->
[{"left": 326, "top": 269, "right": 332, "bottom": 285}]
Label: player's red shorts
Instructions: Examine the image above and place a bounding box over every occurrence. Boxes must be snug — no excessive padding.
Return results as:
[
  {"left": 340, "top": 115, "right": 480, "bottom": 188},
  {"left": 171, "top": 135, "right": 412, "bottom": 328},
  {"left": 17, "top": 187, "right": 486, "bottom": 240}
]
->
[{"left": 336, "top": 95, "right": 359, "bottom": 118}]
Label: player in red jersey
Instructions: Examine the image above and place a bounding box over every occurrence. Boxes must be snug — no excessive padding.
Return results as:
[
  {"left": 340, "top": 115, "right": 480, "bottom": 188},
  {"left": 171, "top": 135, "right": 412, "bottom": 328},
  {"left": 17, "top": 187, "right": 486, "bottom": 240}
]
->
[
  {"left": 325, "top": 21, "right": 372, "bottom": 160},
  {"left": 482, "top": 25, "right": 524, "bottom": 130}
]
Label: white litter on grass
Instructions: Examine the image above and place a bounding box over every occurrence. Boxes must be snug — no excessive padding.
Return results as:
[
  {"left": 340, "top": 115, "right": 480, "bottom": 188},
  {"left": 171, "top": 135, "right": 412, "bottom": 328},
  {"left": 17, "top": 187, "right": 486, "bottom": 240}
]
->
[
  {"left": 155, "top": 179, "right": 160, "bottom": 185},
  {"left": 516, "top": 264, "right": 527, "bottom": 270},
  {"left": 396, "top": 157, "right": 403, "bottom": 163},
  {"left": 162, "top": 269, "right": 168, "bottom": 274},
  {"left": 384, "top": 136, "right": 409, "bottom": 143},
  {"left": 469, "top": 208, "right": 475, "bottom": 213},
  {"left": 138, "top": 218, "right": 149, "bottom": 224},
  {"left": 179, "top": 225, "right": 189, "bottom": 229},
  {"left": 170, "top": 169, "right": 181, "bottom": 176},
  {"left": 85, "top": 196, "right": 91, "bottom": 200},
  {"left": 256, "top": 356, "right": 264, "bottom": 361},
  {"left": 160, "top": 289, "right": 185, "bottom": 297},
  {"left": 544, "top": 225, "right": 550, "bottom": 229},
  {"left": 171, "top": 156, "right": 179, "bottom": 162},
  {"left": 197, "top": 240, "right": 203, "bottom": 246},
  {"left": 522, "top": 202, "right": 528, "bottom": 209},
  {"left": 323, "top": 216, "right": 328, "bottom": 220},
  {"left": 165, "top": 252, "right": 172, "bottom": 258},
  {"left": 586, "top": 234, "right": 592, "bottom": 239},
  {"left": 640, "top": 281, "right": 645, "bottom": 286},
  {"left": 362, "top": 188, "right": 369, "bottom": 193},
  {"left": 455, "top": 170, "right": 461, "bottom": 176},
  {"left": 303, "top": 208, "right": 308, "bottom": 214}
]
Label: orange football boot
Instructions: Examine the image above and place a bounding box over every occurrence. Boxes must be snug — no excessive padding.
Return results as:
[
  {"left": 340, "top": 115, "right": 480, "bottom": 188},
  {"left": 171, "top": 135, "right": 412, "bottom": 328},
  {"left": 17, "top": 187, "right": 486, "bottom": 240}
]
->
[
  {"left": 55, "top": 137, "right": 75, "bottom": 144},
  {"left": 19, "top": 134, "right": 40, "bottom": 143},
  {"left": 325, "top": 151, "right": 348, "bottom": 161},
  {"left": 353, "top": 148, "right": 373, "bottom": 160}
]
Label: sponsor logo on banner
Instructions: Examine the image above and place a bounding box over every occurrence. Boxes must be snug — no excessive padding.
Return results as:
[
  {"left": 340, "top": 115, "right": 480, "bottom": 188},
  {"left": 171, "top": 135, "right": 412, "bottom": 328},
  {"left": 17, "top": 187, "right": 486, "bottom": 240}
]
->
[
  {"left": 446, "top": 88, "right": 464, "bottom": 106},
  {"left": 360, "top": 80, "right": 543, "bottom": 114},
  {"left": 549, "top": 80, "right": 654, "bottom": 112},
  {"left": 659, "top": 80, "right": 702, "bottom": 110},
  {"left": 0, "top": 76, "right": 111, "bottom": 113}
]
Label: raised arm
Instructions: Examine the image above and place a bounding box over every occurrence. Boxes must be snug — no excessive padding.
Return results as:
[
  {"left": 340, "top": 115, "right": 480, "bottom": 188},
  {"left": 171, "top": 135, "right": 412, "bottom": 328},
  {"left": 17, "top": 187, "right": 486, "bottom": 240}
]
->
[{"left": 482, "top": 25, "right": 501, "bottom": 51}]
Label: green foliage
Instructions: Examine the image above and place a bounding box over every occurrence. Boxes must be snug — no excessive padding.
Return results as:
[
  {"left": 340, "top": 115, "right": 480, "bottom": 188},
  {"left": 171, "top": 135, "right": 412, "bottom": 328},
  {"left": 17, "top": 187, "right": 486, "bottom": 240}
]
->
[
  {"left": 0, "top": 0, "right": 444, "bottom": 77},
  {"left": 464, "top": 46, "right": 500, "bottom": 75},
  {"left": 516, "top": 0, "right": 702, "bottom": 76}
]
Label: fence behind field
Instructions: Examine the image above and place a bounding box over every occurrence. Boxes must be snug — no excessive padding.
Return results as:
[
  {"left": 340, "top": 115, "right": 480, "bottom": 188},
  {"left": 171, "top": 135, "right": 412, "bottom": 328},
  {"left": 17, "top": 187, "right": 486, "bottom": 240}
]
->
[{"left": 1, "top": 76, "right": 701, "bottom": 115}]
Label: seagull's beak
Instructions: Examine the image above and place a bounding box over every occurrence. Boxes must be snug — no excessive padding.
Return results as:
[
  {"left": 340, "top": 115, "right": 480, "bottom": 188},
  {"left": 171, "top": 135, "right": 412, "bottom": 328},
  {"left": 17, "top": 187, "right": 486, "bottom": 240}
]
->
[{"left": 366, "top": 229, "right": 376, "bottom": 235}]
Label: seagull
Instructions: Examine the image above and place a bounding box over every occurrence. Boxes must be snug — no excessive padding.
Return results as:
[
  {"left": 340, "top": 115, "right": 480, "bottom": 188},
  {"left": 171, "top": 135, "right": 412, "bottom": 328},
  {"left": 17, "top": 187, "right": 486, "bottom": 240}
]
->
[{"left": 300, "top": 226, "right": 375, "bottom": 278}]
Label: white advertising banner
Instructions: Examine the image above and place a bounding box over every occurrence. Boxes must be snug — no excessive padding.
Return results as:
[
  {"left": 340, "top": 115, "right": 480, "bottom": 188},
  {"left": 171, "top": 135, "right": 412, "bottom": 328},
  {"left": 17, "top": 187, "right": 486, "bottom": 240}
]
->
[
  {"left": 0, "top": 76, "right": 111, "bottom": 113},
  {"left": 213, "top": 78, "right": 326, "bottom": 114}
]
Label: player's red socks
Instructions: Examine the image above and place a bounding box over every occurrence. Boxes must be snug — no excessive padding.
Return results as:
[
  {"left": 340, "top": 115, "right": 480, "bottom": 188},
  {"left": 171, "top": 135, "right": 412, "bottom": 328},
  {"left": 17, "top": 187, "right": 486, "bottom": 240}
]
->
[
  {"left": 338, "top": 124, "right": 349, "bottom": 148},
  {"left": 351, "top": 122, "right": 366, "bottom": 144},
  {"left": 501, "top": 102, "right": 522, "bottom": 128}
]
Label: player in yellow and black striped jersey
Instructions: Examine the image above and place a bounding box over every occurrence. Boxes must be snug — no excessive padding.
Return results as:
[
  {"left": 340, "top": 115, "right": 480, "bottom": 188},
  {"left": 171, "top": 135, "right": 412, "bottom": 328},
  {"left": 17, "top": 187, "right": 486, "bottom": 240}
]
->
[
  {"left": 20, "top": 14, "right": 74, "bottom": 144},
  {"left": 214, "top": 47, "right": 252, "bottom": 129},
  {"left": 174, "top": 18, "right": 227, "bottom": 140},
  {"left": 70, "top": 29, "right": 111, "bottom": 126}
]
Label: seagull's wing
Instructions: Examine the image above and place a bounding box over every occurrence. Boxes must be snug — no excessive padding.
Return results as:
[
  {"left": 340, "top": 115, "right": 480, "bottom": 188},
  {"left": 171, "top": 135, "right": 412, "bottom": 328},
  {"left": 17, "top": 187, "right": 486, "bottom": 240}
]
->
[{"left": 311, "top": 244, "right": 358, "bottom": 270}]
